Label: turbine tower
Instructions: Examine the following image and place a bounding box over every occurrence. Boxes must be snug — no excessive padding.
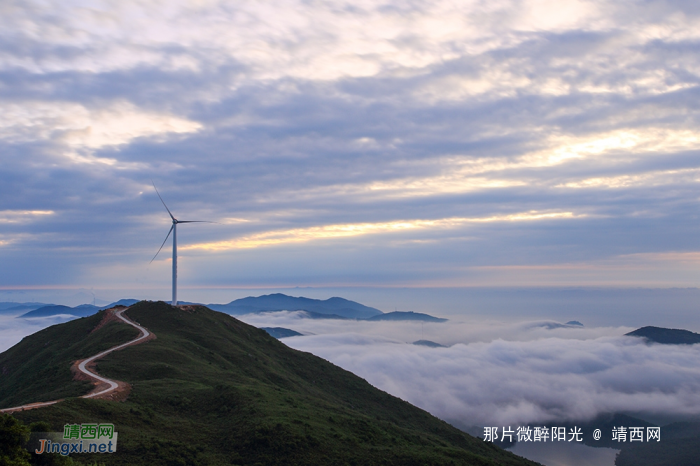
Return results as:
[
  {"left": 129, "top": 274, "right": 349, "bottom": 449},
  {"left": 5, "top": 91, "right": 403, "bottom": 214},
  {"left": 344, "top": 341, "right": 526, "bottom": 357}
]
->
[{"left": 151, "top": 182, "right": 212, "bottom": 306}]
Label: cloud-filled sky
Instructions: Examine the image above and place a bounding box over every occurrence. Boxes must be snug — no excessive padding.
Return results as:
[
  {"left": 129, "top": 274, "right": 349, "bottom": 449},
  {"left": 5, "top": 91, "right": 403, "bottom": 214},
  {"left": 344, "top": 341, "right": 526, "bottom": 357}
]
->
[{"left": 1, "top": 0, "right": 699, "bottom": 297}]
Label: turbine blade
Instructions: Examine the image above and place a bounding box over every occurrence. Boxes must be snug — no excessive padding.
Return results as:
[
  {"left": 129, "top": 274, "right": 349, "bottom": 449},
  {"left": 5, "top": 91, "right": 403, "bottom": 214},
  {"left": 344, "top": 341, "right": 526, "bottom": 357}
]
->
[
  {"left": 150, "top": 225, "right": 174, "bottom": 263},
  {"left": 151, "top": 181, "right": 175, "bottom": 221},
  {"left": 176, "top": 220, "right": 218, "bottom": 224}
]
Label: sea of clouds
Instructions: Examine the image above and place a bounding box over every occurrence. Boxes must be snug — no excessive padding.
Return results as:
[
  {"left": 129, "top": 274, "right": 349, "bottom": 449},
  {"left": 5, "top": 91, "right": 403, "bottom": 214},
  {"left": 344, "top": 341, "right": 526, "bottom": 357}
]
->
[
  {"left": 240, "top": 311, "right": 700, "bottom": 428},
  {"left": 0, "top": 314, "right": 79, "bottom": 354}
]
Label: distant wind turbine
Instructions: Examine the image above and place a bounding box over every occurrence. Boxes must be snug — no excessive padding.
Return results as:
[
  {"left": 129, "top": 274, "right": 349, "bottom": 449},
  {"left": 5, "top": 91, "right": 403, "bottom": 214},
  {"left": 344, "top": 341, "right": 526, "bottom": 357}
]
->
[{"left": 150, "top": 182, "right": 214, "bottom": 306}]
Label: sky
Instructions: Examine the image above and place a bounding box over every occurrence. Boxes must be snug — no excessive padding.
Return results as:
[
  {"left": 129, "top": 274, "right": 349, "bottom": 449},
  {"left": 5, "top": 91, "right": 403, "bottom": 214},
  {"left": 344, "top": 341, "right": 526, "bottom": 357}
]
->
[{"left": 1, "top": 0, "right": 700, "bottom": 300}]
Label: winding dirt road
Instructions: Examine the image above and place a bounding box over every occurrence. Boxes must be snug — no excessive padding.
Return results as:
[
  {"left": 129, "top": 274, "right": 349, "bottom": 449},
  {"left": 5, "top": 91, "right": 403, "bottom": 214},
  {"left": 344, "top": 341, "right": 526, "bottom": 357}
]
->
[{"left": 0, "top": 306, "right": 152, "bottom": 414}]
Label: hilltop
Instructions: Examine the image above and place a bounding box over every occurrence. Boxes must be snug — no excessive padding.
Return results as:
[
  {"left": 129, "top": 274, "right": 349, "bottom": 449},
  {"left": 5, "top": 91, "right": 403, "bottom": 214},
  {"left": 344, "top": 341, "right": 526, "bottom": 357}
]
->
[{"left": 3, "top": 301, "right": 537, "bottom": 466}]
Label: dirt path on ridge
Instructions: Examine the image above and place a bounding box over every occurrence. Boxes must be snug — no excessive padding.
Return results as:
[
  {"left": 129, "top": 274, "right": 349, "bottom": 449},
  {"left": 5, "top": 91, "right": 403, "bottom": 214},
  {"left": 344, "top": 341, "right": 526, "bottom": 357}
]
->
[{"left": 0, "top": 306, "right": 154, "bottom": 414}]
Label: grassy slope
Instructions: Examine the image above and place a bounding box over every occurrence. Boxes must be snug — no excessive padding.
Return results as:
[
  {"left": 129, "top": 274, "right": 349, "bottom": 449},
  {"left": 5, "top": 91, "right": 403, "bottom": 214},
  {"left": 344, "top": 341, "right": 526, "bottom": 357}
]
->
[
  {"left": 0, "top": 312, "right": 140, "bottom": 407},
  {"left": 10, "top": 301, "right": 539, "bottom": 466}
]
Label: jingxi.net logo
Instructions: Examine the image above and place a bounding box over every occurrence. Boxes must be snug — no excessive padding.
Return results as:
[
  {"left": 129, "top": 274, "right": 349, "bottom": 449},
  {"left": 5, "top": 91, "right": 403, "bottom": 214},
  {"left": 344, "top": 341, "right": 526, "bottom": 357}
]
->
[{"left": 30, "top": 423, "right": 118, "bottom": 456}]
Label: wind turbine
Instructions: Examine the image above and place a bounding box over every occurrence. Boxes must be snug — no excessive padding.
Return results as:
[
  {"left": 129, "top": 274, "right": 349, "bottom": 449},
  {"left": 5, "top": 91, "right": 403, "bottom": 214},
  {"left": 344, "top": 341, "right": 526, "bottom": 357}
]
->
[{"left": 151, "top": 182, "right": 213, "bottom": 306}]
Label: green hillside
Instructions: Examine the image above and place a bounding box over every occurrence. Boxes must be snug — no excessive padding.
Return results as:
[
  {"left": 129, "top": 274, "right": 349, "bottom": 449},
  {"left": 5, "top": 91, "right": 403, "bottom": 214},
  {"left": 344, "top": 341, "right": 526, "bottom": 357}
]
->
[
  {"left": 5, "top": 301, "right": 538, "bottom": 465},
  {"left": 0, "top": 311, "right": 141, "bottom": 408}
]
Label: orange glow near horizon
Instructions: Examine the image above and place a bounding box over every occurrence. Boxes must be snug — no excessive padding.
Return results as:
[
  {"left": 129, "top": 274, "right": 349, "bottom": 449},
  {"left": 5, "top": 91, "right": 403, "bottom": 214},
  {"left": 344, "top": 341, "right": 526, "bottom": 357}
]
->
[{"left": 182, "top": 210, "right": 582, "bottom": 252}]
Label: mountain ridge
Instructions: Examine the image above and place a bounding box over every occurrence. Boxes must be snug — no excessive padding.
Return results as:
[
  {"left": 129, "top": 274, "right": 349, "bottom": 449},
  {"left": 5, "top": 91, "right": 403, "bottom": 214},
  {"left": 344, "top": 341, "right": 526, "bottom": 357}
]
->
[
  {"left": 12, "top": 295, "right": 448, "bottom": 322},
  {"left": 368, "top": 311, "right": 447, "bottom": 322},
  {"left": 17, "top": 299, "right": 141, "bottom": 318},
  {"left": 208, "top": 293, "right": 384, "bottom": 319}
]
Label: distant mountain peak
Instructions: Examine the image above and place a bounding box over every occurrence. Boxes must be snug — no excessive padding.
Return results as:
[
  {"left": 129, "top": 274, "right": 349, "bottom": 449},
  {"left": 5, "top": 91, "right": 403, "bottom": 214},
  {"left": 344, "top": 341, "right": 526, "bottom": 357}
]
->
[
  {"left": 208, "top": 293, "right": 384, "bottom": 319},
  {"left": 413, "top": 340, "right": 447, "bottom": 348},
  {"left": 17, "top": 299, "right": 140, "bottom": 318},
  {"left": 626, "top": 326, "right": 700, "bottom": 345},
  {"left": 367, "top": 311, "right": 447, "bottom": 322}
]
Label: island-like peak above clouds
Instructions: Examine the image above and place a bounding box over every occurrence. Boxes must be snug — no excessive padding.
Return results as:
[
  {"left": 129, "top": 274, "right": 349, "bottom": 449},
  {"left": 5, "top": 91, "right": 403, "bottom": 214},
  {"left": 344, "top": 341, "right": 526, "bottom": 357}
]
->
[
  {"left": 207, "top": 293, "right": 384, "bottom": 319},
  {"left": 626, "top": 326, "right": 700, "bottom": 345},
  {"left": 413, "top": 340, "right": 447, "bottom": 348},
  {"left": 367, "top": 311, "right": 447, "bottom": 322}
]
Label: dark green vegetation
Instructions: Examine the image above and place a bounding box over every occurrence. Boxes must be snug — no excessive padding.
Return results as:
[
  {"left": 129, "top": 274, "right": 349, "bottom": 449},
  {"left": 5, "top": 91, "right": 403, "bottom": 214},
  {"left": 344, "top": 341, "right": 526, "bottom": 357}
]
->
[
  {"left": 5, "top": 301, "right": 538, "bottom": 466},
  {"left": 207, "top": 293, "right": 383, "bottom": 319},
  {"left": 0, "top": 414, "right": 79, "bottom": 465},
  {"left": 1, "top": 413, "right": 32, "bottom": 464},
  {"left": 260, "top": 327, "right": 303, "bottom": 339},
  {"left": 0, "top": 312, "right": 141, "bottom": 408},
  {"left": 625, "top": 326, "right": 700, "bottom": 345}
]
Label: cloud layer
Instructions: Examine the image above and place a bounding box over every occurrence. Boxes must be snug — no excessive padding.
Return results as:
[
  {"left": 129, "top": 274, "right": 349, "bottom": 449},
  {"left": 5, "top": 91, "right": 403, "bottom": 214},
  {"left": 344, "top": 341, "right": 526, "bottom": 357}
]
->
[
  {"left": 245, "top": 315, "right": 700, "bottom": 427},
  {"left": 1, "top": 0, "right": 700, "bottom": 292},
  {"left": 0, "top": 314, "right": 78, "bottom": 353}
]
